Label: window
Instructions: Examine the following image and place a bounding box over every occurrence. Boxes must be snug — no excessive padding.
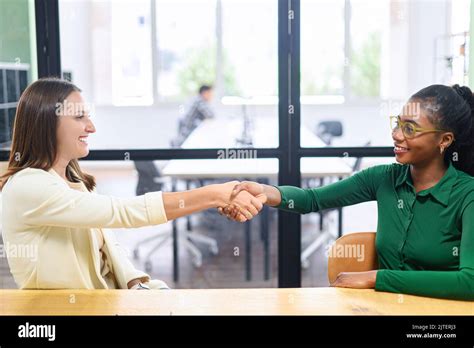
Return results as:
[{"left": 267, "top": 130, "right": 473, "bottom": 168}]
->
[
  {"left": 155, "top": 0, "right": 216, "bottom": 101},
  {"left": 0, "top": 0, "right": 37, "bottom": 146},
  {"left": 59, "top": 0, "right": 153, "bottom": 106},
  {"left": 434, "top": 0, "right": 471, "bottom": 85},
  {"left": 349, "top": 0, "right": 387, "bottom": 99},
  {"left": 301, "top": 0, "right": 345, "bottom": 104},
  {"left": 301, "top": 0, "right": 466, "bottom": 148},
  {"left": 157, "top": 0, "right": 277, "bottom": 102},
  {"left": 301, "top": 0, "right": 388, "bottom": 103},
  {"left": 59, "top": 0, "right": 279, "bottom": 150}
]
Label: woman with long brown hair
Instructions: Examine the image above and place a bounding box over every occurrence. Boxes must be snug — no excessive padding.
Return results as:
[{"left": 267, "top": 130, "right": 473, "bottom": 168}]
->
[{"left": 0, "top": 77, "right": 266, "bottom": 290}]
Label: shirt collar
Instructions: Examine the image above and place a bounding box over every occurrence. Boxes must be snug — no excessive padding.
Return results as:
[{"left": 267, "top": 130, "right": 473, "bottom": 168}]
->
[{"left": 395, "top": 161, "right": 458, "bottom": 206}]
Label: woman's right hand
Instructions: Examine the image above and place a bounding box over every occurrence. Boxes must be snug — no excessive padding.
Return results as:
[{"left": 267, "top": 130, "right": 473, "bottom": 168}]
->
[
  {"left": 218, "top": 181, "right": 281, "bottom": 222},
  {"left": 216, "top": 181, "right": 267, "bottom": 222}
]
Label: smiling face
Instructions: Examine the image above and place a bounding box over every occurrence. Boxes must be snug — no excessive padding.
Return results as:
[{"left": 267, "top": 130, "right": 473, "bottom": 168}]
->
[
  {"left": 56, "top": 91, "right": 96, "bottom": 161},
  {"left": 392, "top": 98, "right": 454, "bottom": 166}
]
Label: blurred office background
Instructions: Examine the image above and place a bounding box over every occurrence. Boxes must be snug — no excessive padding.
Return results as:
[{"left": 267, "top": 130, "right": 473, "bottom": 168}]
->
[{"left": 0, "top": 0, "right": 472, "bottom": 289}]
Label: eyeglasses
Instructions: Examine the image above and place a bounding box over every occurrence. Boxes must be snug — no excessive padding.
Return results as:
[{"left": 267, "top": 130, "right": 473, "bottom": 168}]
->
[{"left": 389, "top": 116, "right": 448, "bottom": 139}]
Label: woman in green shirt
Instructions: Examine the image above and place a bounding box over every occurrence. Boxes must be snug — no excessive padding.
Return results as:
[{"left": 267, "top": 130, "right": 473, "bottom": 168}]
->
[{"left": 222, "top": 84, "right": 474, "bottom": 300}]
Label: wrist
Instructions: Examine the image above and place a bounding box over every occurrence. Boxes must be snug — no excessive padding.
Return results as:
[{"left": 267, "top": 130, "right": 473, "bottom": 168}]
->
[
  {"left": 264, "top": 185, "right": 282, "bottom": 207},
  {"left": 211, "top": 181, "right": 239, "bottom": 208},
  {"left": 370, "top": 270, "right": 378, "bottom": 288}
]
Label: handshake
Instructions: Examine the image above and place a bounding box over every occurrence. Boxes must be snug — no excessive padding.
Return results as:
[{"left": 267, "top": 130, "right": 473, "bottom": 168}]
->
[{"left": 217, "top": 181, "right": 273, "bottom": 223}]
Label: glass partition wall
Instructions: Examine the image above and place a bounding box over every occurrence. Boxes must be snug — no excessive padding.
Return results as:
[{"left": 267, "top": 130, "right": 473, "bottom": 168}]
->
[{"left": 0, "top": 0, "right": 471, "bottom": 288}]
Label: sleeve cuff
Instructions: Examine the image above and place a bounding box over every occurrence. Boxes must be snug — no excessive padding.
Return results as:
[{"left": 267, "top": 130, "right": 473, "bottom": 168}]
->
[
  {"left": 144, "top": 191, "right": 168, "bottom": 225},
  {"left": 374, "top": 269, "right": 387, "bottom": 292},
  {"left": 272, "top": 185, "right": 316, "bottom": 214},
  {"left": 273, "top": 185, "right": 288, "bottom": 210}
]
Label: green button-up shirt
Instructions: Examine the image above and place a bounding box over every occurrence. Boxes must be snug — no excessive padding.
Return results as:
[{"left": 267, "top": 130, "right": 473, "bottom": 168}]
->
[{"left": 276, "top": 161, "right": 474, "bottom": 300}]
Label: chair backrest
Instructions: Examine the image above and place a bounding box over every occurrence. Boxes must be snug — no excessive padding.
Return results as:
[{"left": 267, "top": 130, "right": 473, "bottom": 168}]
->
[
  {"left": 315, "top": 121, "right": 343, "bottom": 145},
  {"left": 133, "top": 161, "right": 162, "bottom": 196},
  {"left": 327, "top": 232, "right": 378, "bottom": 284}
]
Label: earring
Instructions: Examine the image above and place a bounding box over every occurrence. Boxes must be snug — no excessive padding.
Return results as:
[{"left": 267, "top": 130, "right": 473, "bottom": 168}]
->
[{"left": 440, "top": 146, "right": 445, "bottom": 154}]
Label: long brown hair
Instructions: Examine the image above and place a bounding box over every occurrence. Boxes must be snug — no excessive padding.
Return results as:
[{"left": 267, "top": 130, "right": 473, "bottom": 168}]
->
[{"left": 0, "top": 77, "right": 96, "bottom": 191}]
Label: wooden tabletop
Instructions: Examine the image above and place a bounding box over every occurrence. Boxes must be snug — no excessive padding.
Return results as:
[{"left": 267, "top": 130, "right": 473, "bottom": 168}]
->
[{"left": 1, "top": 288, "right": 472, "bottom": 316}]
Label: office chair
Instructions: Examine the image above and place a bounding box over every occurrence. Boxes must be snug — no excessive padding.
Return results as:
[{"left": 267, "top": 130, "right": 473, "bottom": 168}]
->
[
  {"left": 132, "top": 161, "right": 218, "bottom": 271},
  {"left": 327, "top": 232, "right": 378, "bottom": 284},
  {"left": 132, "top": 161, "right": 170, "bottom": 270},
  {"left": 315, "top": 121, "right": 343, "bottom": 145},
  {"left": 301, "top": 141, "right": 371, "bottom": 268}
]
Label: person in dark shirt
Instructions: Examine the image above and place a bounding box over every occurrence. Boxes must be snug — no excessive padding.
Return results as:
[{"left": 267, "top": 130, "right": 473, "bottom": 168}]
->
[{"left": 172, "top": 85, "right": 215, "bottom": 147}]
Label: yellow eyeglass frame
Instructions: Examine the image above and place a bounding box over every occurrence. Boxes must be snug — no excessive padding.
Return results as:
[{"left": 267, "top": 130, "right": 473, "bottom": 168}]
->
[{"left": 389, "top": 116, "right": 448, "bottom": 139}]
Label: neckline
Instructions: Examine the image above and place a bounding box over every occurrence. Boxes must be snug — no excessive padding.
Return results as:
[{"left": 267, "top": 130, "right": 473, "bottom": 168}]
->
[{"left": 48, "top": 168, "right": 83, "bottom": 188}]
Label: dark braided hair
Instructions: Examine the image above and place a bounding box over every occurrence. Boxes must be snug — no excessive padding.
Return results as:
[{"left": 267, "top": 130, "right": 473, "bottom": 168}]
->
[{"left": 410, "top": 84, "right": 474, "bottom": 176}]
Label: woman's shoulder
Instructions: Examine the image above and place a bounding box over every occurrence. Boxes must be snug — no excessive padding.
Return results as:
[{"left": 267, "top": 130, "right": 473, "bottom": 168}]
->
[
  {"left": 7, "top": 167, "right": 55, "bottom": 181},
  {"left": 358, "top": 162, "right": 407, "bottom": 177},
  {"left": 455, "top": 168, "right": 474, "bottom": 183},
  {"left": 2, "top": 167, "right": 63, "bottom": 196},
  {"left": 449, "top": 168, "right": 474, "bottom": 212},
  {"left": 350, "top": 163, "right": 406, "bottom": 192},
  {"left": 454, "top": 169, "right": 474, "bottom": 195}
]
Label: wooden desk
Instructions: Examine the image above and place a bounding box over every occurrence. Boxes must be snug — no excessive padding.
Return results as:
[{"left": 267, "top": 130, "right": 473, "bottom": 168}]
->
[{"left": 1, "top": 288, "right": 472, "bottom": 315}]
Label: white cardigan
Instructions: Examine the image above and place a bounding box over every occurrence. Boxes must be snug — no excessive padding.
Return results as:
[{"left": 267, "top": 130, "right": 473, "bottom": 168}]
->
[{"left": 1, "top": 167, "right": 169, "bottom": 290}]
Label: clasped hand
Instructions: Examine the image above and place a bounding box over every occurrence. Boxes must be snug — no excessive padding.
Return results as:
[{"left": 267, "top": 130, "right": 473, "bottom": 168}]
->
[{"left": 219, "top": 181, "right": 266, "bottom": 222}]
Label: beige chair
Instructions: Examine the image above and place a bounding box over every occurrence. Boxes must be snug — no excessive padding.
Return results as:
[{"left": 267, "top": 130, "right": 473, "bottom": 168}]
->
[{"left": 327, "top": 232, "right": 378, "bottom": 284}]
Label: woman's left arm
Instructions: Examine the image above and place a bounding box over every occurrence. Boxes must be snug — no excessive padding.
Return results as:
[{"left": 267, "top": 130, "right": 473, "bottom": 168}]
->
[
  {"left": 333, "top": 201, "right": 474, "bottom": 300},
  {"left": 331, "top": 271, "right": 378, "bottom": 289}
]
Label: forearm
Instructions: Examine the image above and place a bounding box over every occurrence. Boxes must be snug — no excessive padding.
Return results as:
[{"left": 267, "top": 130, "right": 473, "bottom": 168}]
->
[
  {"left": 273, "top": 186, "right": 319, "bottom": 214},
  {"left": 272, "top": 171, "right": 380, "bottom": 214},
  {"left": 375, "top": 269, "right": 474, "bottom": 300},
  {"left": 162, "top": 183, "right": 232, "bottom": 221}
]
